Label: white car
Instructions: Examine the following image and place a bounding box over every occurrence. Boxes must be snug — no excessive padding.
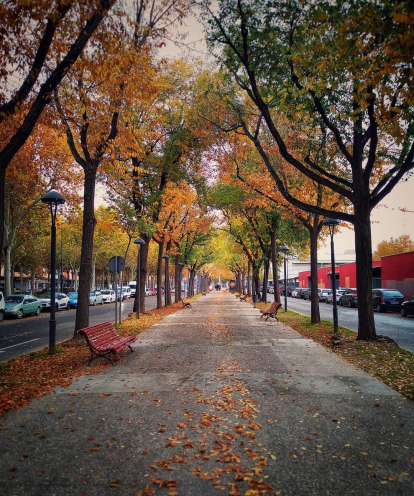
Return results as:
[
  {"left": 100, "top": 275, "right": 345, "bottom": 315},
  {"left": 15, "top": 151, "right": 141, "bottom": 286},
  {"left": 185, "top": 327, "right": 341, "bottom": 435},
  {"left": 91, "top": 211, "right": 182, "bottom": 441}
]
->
[
  {"left": 0, "top": 291, "right": 5, "bottom": 322},
  {"left": 101, "top": 289, "right": 115, "bottom": 303},
  {"left": 145, "top": 288, "right": 152, "bottom": 297},
  {"left": 39, "top": 292, "right": 70, "bottom": 311},
  {"left": 89, "top": 290, "right": 103, "bottom": 305},
  {"left": 121, "top": 286, "right": 131, "bottom": 299}
]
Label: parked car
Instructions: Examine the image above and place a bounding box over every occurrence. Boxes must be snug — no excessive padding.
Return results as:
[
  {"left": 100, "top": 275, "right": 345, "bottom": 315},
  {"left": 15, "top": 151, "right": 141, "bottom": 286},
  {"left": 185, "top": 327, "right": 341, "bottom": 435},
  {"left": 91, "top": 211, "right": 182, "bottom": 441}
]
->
[
  {"left": 101, "top": 289, "right": 115, "bottom": 303},
  {"left": 149, "top": 288, "right": 156, "bottom": 296},
  {"left": 39, "top": 292, "right": 70, "bottom": 311},
  {"left": 67, "top": 291, "right": 78, "bottom": 308},
  {"left": 4, "top": 294, "right": 42, "bottom": 319},
  {"left": 268, "top": 286, "right": 274, "bottom": 294},
  {"left": 326, "top": 289, "right": 345, "bottom": 304},
  {"left": 121, "top": 286, "right": 132, "bottom": 299},
  {"left": 89, "top": 290, "right": 103, "bottom": 306},
  {"left": 291, "top": 288, "right": 300, "bottom": 298},
  {"left": 0, "top": 291, "right": 4, "bottom": 322},
  {"left": 318, "top": 289, "right": 332, "bottom": 302},
  {"left": 401, "top": 296, "right": 414, "bottom": 317},
  {"left": 372, "top": 289, "right": 404, "bottom": 313},
  {"left": 145, "top": 288, "right": 152, "bottom": 297},
  {"left": 304, "top": 289, "right": 312, "bottom": 300},
  {"left": 339, "top": 288, "right": 358, "bottom": 307}
]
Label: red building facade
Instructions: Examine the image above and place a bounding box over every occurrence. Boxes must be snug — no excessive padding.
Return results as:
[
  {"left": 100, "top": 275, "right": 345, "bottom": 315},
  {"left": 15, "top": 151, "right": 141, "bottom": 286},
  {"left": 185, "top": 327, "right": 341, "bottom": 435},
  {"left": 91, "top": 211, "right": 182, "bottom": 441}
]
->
[{"left": 298, "top": 251, "right": 414, "bottom": 300}]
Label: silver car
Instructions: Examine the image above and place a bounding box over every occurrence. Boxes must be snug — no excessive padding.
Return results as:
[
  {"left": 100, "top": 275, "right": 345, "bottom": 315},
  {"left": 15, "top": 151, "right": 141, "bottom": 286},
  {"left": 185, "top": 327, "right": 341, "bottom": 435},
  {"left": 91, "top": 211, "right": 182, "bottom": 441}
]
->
[
  {"left": 89, "top": 291, "right": 104, "bottom": 306},
  {"left": 101, "top": 290, "right": 115, "bottom": 303}
]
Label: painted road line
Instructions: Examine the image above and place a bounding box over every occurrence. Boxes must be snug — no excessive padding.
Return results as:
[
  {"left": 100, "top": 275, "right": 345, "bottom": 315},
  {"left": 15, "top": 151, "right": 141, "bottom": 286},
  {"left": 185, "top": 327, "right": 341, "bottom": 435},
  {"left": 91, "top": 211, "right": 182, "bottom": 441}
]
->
[{"left": 0, "top": 338, "right": 40, "bottom": 352}]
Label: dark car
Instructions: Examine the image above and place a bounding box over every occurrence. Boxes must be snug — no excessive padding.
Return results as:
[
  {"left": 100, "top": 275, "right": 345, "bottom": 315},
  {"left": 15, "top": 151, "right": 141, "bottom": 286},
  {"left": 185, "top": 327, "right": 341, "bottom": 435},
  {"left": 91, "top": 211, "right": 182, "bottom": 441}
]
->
[
  {"left": 304, "top": 289, "right": 312, "bottom": 300},
  {"left": 372, "top": 289, "right": 404, "bottom": 313},
  {"left": 401, "top": 296, "right": 414, "bottom": 317},
  {"left": 339, "top": 288, "right": 358, "bottom": 308},
  {"left": 299, "top": 288, "right": 310, "bottom": 299}
]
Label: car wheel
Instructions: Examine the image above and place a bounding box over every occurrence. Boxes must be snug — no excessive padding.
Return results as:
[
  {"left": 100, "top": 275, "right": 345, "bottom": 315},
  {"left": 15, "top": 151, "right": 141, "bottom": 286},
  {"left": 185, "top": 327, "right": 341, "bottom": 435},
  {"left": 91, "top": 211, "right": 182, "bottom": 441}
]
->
[
  {"left": 376, "top": 304, "right": 381, "bottom": 313},
  {"left": 55, "top": 303, "right": 59, "bottom": 311},
  {"left": 93, "top": 300, "right": 96, "bottom": 306},
  {"left": 17, "top": 309, "right": 24, "bottom": 319},
  {"left": 348, "top": 300, "right": 352, "bottom": 308},
  {"left": 101, "top": 300, "right": 104, "bottom": 305},
  {"left": 0, "top": 310, "right": 4, "bottom": 322},
  {"left": 35, "top": 306, "right": 41, "bottom": 316},
  {"left": 401, "top": 308, "right": 406, "bottom": 317},
  {"left": 339, "top": 299, "right": 343, "bottom": 306}
]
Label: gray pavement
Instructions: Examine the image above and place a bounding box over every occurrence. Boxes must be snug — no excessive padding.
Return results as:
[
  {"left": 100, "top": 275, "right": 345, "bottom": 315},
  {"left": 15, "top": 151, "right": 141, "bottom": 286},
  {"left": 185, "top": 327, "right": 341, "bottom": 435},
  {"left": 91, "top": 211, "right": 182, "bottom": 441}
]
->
[{"left": 1, "top": 292, "right": 413, "bottom": 495}]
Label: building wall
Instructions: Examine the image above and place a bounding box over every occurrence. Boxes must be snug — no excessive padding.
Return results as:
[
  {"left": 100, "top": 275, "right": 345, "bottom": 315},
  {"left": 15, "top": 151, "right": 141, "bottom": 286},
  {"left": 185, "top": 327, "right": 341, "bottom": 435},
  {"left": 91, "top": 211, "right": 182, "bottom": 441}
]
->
[{"left": 381, "top": 251, "right": 414, "bottom": 300}]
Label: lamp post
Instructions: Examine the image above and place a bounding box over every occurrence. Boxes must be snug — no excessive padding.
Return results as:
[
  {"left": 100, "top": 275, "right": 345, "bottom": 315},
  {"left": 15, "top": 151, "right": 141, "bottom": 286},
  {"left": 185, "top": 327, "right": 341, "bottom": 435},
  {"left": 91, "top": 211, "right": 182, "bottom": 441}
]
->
[
  {"left": 162, "top": 255, "right": 169, "bottom": 307},
  {"left": 323, "top": 218, "right": 340, "bottom": 333},
  {"left": 41, "top": 189, "right": 65, "bottom": 355},
  {"left": 281, "top": 245, "right": 289, "bottom": 312},
  {"left": 133, "top": 238, "right": 145, "bottom": 317},
  {"left": 261, "top": 256, "right": 268, "bottom": 303},
  {"left": 187, "top": 267, "right": 191, "bottom": 298},
  {"left": 60, "top": 220, "right": 64, "bottom": 292}
]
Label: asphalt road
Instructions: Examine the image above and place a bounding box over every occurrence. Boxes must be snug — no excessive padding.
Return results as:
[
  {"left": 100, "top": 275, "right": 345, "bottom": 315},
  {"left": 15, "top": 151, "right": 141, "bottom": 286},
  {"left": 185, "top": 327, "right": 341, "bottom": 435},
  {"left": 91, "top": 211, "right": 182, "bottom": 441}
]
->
[
  {"left": 0, "top": 296, "right": 159, "bottom": 363},
  {"left": 280, "top": 296, "right": 414, "bottom": 352}
]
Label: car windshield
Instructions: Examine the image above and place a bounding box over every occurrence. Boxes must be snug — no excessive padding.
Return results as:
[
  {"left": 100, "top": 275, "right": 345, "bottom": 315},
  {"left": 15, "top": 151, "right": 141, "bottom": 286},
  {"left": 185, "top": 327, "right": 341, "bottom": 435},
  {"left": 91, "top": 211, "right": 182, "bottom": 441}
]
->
[
  {"left": 382, "top": 290, "right": 403, "bottom": 297},
  {"left": 89, "top": 292, "right": 95, "bottom": 296},
  {"left": 6, "top": 296, "right": 23, "bottom": 303},
  {"left": 67, "top": 292, "right": 78, "bottom": 298},
  {"left": 101, "top": 290, "right": 111, "bottom": 294},
  {"left": 41, "top": 293, "right": 51, "bottom": 298}
]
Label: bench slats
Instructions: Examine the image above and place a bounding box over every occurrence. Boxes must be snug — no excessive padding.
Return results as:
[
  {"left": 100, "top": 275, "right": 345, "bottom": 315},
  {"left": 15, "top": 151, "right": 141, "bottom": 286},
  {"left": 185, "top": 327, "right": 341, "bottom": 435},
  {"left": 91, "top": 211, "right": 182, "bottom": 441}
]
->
[{"left": 78, "top": 321, "right": 137, "bottom": 365}]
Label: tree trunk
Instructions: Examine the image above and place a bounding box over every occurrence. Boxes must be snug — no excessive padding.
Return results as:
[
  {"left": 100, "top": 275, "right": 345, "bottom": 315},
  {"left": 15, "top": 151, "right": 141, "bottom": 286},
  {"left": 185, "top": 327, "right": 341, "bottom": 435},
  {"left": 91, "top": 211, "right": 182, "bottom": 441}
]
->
[
  {"left": 139, "top": 234, "right": 149, "bottom": 313},
  {"left": 3, "top": 245, "right": 11, "bottom": 295},
  {"left": 309, "top": 224, "right": 321, "bottom": 324},
  {"left": 271, "top": 232, "right": 280, "bottom": 303},
  {"left": 0, "top": 170, "right": 4, "bottom": 275},
  {"left": 74, "top": 166, "right": 96, "bottom": 335},
  {"left": 166, "top": 259, "right": 171, "bottom": 306},
  {"left": 354, "top": 205, "right": 377, "bottom": 340},
  {"left": 247, "top": 261, "right": 251, "bottom": 297},
  {"left": 91, "top": 257, "right": 96, "bottom": 290},
  {"left": 156, "top": 242, "right": 164, "bottom": 309},
  {"left": 174, "top": 256, "right": 179, "bottom": 303}
]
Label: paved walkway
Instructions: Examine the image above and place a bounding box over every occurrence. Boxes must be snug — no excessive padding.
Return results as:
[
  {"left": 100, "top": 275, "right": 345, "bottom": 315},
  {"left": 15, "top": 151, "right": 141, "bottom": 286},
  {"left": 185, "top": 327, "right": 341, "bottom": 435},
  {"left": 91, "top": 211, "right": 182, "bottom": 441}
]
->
[{"left": 1, "top": 292, "right": 413, "bottom": 495}]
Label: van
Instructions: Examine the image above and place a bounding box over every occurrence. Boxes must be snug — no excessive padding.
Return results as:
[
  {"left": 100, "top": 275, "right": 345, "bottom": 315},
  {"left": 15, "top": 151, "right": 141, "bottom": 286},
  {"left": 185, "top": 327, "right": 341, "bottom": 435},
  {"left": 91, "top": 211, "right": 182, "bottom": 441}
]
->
[{"left": 128, "top": 281, "right": 137, "bottom": 297}]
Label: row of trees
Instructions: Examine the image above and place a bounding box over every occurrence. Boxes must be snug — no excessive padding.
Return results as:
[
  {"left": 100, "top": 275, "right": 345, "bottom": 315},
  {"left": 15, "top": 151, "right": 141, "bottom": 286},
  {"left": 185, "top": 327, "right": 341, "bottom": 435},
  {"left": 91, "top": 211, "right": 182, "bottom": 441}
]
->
[{"left": 2, "top": 0, "right": 412, "bottom": 342}]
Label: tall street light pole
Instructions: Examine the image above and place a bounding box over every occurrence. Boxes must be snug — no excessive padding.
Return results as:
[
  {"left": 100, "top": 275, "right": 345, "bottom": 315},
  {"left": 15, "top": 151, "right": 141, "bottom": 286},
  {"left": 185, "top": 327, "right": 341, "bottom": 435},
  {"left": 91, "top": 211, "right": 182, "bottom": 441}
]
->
[
  {"left": 41, "top": 189, "right": 65, "bottom": 355},
  {"left": 281, "top": 245, "right": 289, "bottom": 312},
  {"left": 323, "top": 218, "right": 340, "bottom": 333},
  {"left": 162, "top": 255, "right": 169, "bottom": 307},
  {"left": 133, "top": 238, "right": 145, "bottom": 317},
  {"left": 261, "top": 256, "right": 268, "bottom": 303}
]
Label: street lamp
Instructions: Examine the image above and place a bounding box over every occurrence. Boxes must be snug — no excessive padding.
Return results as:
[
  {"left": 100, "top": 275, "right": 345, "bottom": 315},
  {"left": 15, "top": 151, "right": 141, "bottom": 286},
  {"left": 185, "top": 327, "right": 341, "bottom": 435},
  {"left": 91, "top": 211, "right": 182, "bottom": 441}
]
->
[
  {"left": 281, "top": 245, "right": 289, "bottom": 312},
  {"left": 133, "top": 238, "right": 146, "bottom": 317},
  {"left": 187, "top": 267, "right": 191, "bottom": 298},
  {"left": 323, "top": 218, "right": 340, "bottom": 333},
  {"left": 261, "top": 256, "right": 268, "bottom": 303},
  {"left": 162, "top": 255, "right": 169, "bottom": 307},
  {"left": 41, "top": 189, "right": 65, "bottom": 354}
]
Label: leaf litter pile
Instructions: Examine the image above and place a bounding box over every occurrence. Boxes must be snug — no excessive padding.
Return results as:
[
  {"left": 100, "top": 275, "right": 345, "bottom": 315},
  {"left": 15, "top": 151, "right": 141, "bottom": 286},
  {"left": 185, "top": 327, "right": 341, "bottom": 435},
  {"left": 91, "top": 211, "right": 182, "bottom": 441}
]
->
[
  {"left": 253, "top": 300, "right": 414, "bottom": 399},
  {"left": 135, "top": 356, "right": 276, "bottom": 496},
  {"left": 0, "top": 303, "right": 184, "bottom": 415}
]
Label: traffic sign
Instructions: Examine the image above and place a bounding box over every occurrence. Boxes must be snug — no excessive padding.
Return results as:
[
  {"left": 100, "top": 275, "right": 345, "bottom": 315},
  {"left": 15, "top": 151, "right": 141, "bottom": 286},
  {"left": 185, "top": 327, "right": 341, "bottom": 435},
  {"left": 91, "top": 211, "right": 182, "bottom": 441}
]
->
[{"left": 109, "top": 256, "right": 125, "bottom": 273}]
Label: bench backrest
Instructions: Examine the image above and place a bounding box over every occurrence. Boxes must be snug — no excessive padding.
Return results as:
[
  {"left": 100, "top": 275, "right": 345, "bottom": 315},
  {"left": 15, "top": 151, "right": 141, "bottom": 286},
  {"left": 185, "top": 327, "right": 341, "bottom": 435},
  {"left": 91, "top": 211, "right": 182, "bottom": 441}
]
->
[
  {"left": 269, "top": 302, "right": 282, "bottom": 313},
  {"left": 181, "top": 298, "right": 188, "bottom": 303},
  {"left": 78, "top": 321, "right": 119, "bottom": 347}
]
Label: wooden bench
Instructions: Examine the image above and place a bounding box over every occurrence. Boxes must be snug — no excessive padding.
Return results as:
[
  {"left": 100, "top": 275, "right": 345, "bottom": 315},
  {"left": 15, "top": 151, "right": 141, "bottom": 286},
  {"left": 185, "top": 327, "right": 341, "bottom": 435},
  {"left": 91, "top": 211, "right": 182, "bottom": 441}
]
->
[
  {"left": 239, "top": 294, "right": 247, "bottom": 301},
  {"left": 260, "top": 302, "right": 282, "bottom": 321},
  {"left": 181, "top": 297, "right": 191, "bottom": 308},
  {"left": 78, "top": 321, "right": 137, "bottom": 366},
  {"left": 202, "top": 291, "right": 207, "bottom": 296}
]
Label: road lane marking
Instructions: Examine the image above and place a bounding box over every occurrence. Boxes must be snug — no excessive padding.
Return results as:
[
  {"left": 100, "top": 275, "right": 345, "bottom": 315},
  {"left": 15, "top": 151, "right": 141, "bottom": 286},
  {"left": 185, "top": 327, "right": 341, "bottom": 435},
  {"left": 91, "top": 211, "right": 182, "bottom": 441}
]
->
[{"left": 0, "top": 338, "right": 40, "bottom": 352}]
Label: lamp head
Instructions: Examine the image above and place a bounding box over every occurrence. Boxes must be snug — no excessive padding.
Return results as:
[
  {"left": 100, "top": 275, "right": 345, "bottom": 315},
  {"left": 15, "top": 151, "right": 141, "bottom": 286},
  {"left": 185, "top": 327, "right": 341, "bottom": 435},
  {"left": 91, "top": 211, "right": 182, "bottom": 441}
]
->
[
  {"left": 134, "top": 237, "right": 145, "bottom": 245},
  {"left": 261, "top": 256, "right": 268, "bottom": 261},
  {"left": 162, "top": 254, "right": 169, "bottom": 260},
  {"left": 41, "top": 189, "right": 65, "bottom": 206},
  {"left": 281, "top": 245, "right": 289, "bottom": 254},
  {"left": 323, "top": 218, "right": 340, "bottom": 235}
]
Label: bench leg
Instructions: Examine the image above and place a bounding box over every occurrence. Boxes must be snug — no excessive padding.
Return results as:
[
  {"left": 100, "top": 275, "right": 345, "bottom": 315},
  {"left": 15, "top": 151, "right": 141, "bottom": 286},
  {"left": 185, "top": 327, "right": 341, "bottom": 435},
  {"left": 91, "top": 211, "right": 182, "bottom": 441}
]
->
[
  {"left": 86, "top": 350, "right": 116, "bottom": 366},
  {"left": 128, "top": 345, "right": 134, "bottom": 353}
]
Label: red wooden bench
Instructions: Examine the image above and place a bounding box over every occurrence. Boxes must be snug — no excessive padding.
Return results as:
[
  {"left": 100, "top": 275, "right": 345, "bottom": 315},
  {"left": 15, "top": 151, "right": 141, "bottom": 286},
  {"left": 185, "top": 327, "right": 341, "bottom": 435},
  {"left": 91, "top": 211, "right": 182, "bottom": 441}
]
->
[
  {"left": 260, "top": 302, "right": 282, "bottom": 321},
  {"left": 239, "top": 294, "right": 247, "bottom": 301},
  {"left": 202, "top": 291, "right": 207, "bottom": 296},
  {"left": 78, "top": 321, "right": 137, "bottom": 366},
  {"left": 181, "top": 297, "right": 191, "bottom": 308}
]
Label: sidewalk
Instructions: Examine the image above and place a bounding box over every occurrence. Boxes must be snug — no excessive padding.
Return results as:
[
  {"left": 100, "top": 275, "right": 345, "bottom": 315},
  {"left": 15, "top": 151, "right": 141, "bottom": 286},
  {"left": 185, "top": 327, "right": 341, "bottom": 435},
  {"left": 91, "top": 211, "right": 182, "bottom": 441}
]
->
[{"left": 1, "top": 291, "right": 413, "bottom": 495}]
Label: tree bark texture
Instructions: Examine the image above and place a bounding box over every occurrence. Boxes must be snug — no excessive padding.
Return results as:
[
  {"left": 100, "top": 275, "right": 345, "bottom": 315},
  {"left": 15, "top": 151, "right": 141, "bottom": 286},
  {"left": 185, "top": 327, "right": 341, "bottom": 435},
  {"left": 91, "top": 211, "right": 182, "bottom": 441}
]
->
[
  {"left": 156, "top": 242, "right": 164, "bottom": 309},
  {"left": 271, "top": 232, "right": 280, "bottom": 303},
  {"left": 74, "top": 166, "right": 96, "bottom": 334},
  {"left": 309, "top": 224, "right": 321, "bottom": 324}
]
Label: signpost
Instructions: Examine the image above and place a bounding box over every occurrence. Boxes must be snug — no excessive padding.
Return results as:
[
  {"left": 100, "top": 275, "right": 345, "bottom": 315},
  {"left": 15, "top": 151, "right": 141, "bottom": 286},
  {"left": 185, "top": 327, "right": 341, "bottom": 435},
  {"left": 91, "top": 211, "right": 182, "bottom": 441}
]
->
[{"left": 109, "top": 256, "right": 125, "bottom": 325}]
